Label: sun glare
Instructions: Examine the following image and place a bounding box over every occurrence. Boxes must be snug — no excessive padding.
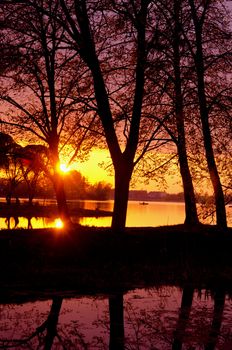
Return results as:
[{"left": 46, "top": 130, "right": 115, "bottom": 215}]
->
[
  {"left": 55, "top": 218, "right": 64, "bottom": 229},
  {"left": 59, "top": 163, "right": 70, "bottom": 173}
]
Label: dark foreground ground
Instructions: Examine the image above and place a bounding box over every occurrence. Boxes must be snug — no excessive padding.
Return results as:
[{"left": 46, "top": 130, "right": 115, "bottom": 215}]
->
[{"left": 1, "top": 224, "right": 232, "bottom": 302}]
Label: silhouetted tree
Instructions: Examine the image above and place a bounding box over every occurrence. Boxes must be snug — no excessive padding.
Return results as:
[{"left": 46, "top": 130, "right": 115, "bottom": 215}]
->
[
  {"left": 0, "top": 1, "right": 99, "bottom": 224},
  {"left": 186, "top": 0, "right": 231, "bottom": 228},
  {"left": 55, "top": 0, "right": 155, "bottom": 232},
  {"left": 0, "top": 132, "right": 23, "bottom": 203},
  {"left": 147, "top": 0, "right": 199, "bottom": 225},
  {"left": 19, "top": 144, "right": 49, "bottom": 205}
]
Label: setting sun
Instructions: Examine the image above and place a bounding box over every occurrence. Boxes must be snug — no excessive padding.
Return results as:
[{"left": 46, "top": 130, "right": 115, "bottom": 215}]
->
[{"left": 59, "top": 163, "right": 70, "bottom": 173}]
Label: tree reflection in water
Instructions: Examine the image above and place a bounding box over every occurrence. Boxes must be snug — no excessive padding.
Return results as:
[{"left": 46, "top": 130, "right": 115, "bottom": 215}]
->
[
  {"left": 109, "top": 294, "right": 124, "bottom": 350},
  {"left": 172, "top": 286, "right": 194, "bottom": 350},
  {"left": 205, "top": 289, "right": 226, "bottom": 350},
  {"left": 0, "top": 287, "right": 231, "bottom": 349},
  {"left": 0, "top": 297, "right": 63, "bottom": 349}
]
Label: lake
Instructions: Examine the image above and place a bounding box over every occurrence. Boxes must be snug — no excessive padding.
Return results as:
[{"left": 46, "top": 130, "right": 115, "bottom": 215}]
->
[
  {"left": 0, "top": 200, "right": 232, "bottom": 229},
  {"left": 0, "top": 200, "right": 185, "bottom": 229},
  {"left": 0, "top": 286, "right": 231, "bottom": 349},
  {"left": 80, "top": 200, "right": 186, "bottom": 227}
]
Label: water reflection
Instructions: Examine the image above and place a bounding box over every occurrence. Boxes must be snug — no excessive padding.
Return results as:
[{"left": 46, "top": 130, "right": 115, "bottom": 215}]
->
[
  {"left": 80, "top": 201, "right": 186, "bottom": 227},
  {"left": 0, "top": 216, "right": 65, "bottom": 230},
  {"left": 172, "top": 286, "right": 194, "bottom": 350},
  {"left": 109, "top": 294, "right": 124, "bottom": 350},
  {"left": 1, "top": 287, "right": 232, "bottom": 349},
  {"left": 0, "top": 200, "right": 232, "bottom": 229},
  {"left": 205, "top": 289, "right": 226, "bottom": 350}
]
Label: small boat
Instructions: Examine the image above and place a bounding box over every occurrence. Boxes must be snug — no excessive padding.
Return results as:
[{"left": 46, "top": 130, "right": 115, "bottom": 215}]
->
[{"left": 139, "top": 201, "right": 149, "bottom": 205}]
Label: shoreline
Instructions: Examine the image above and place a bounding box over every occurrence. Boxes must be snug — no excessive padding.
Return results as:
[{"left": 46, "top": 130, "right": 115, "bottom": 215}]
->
[
  {"left": 0, "top": 224, "right": 232, "bottom": 300},
  {"left": 0, "top": 203, "right": 112, "bottom": 218}
]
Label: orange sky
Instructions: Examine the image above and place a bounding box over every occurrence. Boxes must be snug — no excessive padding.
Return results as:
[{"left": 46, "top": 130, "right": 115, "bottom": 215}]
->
[{"left": 65, "top": 148, "right": 183, "bottom": 193}]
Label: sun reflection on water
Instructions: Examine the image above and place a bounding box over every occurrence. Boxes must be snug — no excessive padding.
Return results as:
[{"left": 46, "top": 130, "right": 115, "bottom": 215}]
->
[
  {"left": 0, "top": 217, "right": 63, "bottom": 230},
  {"left": 54, "top": 218, "right": 64, "bottom": 229}
]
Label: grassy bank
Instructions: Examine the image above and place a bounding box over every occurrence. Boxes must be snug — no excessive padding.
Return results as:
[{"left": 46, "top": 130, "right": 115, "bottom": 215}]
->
[{"left": 0, "top": 224, "right": 232, "bottom": 301}]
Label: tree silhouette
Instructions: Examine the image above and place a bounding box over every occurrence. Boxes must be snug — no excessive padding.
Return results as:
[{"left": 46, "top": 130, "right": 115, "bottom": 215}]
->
[
  {"left": 19, "top": 144, "right": 49, "bottom": 205},
  {"left": 0, "top": 132, "right": 24, "bottom": 204},
  {"left": 186, "top": 0, "right": 230, "bottom": 228},
  {"left": 147, "top": 0, "right": 199, "bottom": 225},
  {"left": 0, "top": 1, "right": 99, "bottom": 225}
]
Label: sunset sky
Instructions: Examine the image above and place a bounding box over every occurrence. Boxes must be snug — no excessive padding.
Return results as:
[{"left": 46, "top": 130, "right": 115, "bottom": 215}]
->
[{"left": 66, "top": 148, "right": 182, "bottom": 193}]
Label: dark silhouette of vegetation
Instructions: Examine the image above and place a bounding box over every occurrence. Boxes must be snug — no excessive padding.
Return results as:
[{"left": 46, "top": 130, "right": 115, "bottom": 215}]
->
[
  {"left": 0, "top": 2, "right": 100, "bottom": 225},
  {"left": 0, "top": 133, "right": 112, "bottom": 203},
  {"left": 187, "top": 0, "right": 229, "bottom": 228}
]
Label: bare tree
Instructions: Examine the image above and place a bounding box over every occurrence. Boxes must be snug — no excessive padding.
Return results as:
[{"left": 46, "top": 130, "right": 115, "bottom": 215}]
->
[
  {"left": 185, "top": 0, "right": 231, "bottom": 228},
  {"left": 146, "top": 0, "right": 199, "bottom": 225},
  {"left": 44, "top": 0, "right": 159, "bottom": 232},
  {"left": 0, "top": 1, "right": 98, "bottom": 225}
]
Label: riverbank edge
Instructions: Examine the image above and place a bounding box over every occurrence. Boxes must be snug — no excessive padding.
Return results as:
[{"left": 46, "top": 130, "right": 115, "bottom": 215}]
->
[
  {"left": 1, "top": 224, "right": 232, "bottom": 302},
  {"left": 0, "top": 203, "right": 112, "bottom": 218}
]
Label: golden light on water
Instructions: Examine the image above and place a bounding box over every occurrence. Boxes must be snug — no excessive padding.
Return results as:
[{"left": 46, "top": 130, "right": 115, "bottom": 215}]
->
[{"left": 55, "top": 218, "right": 64, "bottom": 229}]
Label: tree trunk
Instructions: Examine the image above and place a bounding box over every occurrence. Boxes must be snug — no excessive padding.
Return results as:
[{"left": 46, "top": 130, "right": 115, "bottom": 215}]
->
[
  {"left": 173, "top": 0, "right": 199, "bottom": 226},
  {"left": 109, "top": 294, "right": 124, "bottom": 350},
  {"left": 178, "top": 145, "right": 199, "bottom": 225},
  {"left": 49, "top": 139, "right": 71, "bottom": 226},
  {"left": 52, "top": 170, "right": 71, "bottom": 225},
  {"left": 189, "top": 0, "right": 227, "bottom": 228},
  {"left": 28, "top": 191, "right": 33, "bottom": 206},
  {"left": 197, "top": 73, "right": 227, "bottom": 228},
  {"left": 73, "top": 2, "right": 147, "bottom": 234},
  {"left": 111, "top": 164, "right": 132, "bottom": 233}
]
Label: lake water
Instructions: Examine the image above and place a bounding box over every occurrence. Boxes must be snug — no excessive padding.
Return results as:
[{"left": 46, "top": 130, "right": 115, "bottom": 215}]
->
[
  {"left": 80, "top": 200, "right": 186, "bottom": 227},
  {"left": 0, "top": 199, "right": 232, "bottom": 229},
  {"left": 0, "top": 286, "right": 231, "bottom": 349}
]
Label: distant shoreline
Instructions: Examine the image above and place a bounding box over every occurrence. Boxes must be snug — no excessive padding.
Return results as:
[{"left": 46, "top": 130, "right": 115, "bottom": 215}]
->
[{"left": 0, "top": 202, "right": 112, "bottom": 218}]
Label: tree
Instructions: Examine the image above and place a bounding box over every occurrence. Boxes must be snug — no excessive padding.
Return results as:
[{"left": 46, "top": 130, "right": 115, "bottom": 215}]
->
[
  {"left": 0, "top": 1, "right": 99, "bottom": 225},
  {"left": 0, "top": 132, "right": 23, "bottom": 203},
  {"left": 44, "top": 0, "right": 156, "bottom": 232},
  {"left": 0, "top": 132, "right": 16, "bottom": 168},
  {"left": 185, "top": 0, "right": 231, "bottom": 228},
  {"left": 19, "top": 144, "right": 49, "bottom": 205},
  {"left": 146, "top": 0, "right": 199, "bottom": 225}
]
